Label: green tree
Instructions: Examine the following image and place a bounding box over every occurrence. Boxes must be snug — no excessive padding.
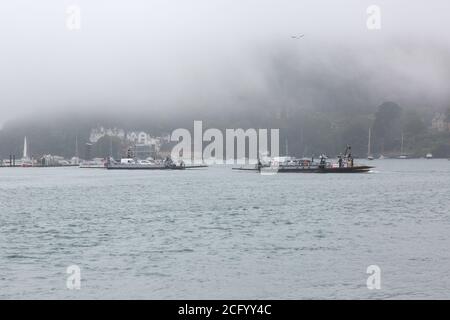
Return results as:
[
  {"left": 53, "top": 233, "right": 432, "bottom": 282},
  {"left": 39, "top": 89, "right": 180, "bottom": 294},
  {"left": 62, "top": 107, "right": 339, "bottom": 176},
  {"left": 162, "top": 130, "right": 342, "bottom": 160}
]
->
[{"left": 403, "top": 111, "right": 426, "bottom": 136}]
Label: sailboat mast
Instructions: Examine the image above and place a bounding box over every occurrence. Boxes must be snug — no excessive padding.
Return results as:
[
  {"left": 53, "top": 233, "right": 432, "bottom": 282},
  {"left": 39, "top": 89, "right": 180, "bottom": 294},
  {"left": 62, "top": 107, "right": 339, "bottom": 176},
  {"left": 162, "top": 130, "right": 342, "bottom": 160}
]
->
[
  {"left": 110, "top": 136, "right": 113, "bottom": 158},
  {"left": 401, "top": 132, "right": 404, "bottom": 155},
  {"left": 285, "top": 137, "right": 289, "bottom": 156},
  {"left": 368, "top": 128, "right": 372, "bottom": 156},
  {"left": 75, "top": 135, "right": 79, "bottom": 158},
  {"left": 23, "top": 136, "right": 28, "bottom": 159}
]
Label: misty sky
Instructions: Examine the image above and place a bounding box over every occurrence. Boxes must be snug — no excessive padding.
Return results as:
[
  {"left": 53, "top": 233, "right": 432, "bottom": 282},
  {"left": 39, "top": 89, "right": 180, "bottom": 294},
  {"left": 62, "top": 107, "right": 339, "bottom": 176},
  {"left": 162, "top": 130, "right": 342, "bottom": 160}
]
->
[{"left": 1, "top": 0, "right": 449, "bottom": 126}]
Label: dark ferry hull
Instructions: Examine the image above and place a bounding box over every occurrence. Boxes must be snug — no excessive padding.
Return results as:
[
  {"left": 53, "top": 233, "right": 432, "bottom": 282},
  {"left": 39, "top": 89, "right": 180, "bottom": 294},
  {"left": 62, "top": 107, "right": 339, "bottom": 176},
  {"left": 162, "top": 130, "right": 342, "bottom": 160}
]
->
[
  {"left": 106, "top": 165, "right": 184, "bottom": 170},
  {"left": 276, "top": 166, "right": 373, "bottom": 173},
  {"left": 106, "top": 164, "right": 207, "bottom": 170}
]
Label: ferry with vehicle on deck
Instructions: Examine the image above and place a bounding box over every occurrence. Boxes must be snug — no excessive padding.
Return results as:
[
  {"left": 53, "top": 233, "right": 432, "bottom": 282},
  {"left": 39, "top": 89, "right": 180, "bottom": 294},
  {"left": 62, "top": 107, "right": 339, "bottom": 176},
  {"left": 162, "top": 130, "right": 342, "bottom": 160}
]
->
[{"left": 233, "top": 145, "right": 373, "bottom": 173}]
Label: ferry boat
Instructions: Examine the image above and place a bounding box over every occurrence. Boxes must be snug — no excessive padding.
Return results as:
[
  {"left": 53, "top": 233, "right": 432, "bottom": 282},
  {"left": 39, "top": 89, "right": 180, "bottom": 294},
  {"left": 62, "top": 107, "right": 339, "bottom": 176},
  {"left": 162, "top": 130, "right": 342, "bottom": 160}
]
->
[
  {"left": 106, "top": 157, "right": 177, "bottom": 170},
  {"left": 106, "top": 145, "right": 207, "bottom": 170},
  {"left": 235, "top": 158, "right": 372, "bottom": 173},
  {"left": 106, "top": 157, "right": 207, "bottom": 170},
  {"left": 233, "top": 145, "right": 373, "bottom": 173}
]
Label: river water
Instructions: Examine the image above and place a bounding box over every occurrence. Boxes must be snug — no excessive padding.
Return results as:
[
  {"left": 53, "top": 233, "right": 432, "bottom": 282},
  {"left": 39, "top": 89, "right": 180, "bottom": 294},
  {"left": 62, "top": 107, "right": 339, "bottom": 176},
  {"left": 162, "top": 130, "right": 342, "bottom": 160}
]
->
[{"left": 0, "top": 159, "right": 449, "bottom": 299}]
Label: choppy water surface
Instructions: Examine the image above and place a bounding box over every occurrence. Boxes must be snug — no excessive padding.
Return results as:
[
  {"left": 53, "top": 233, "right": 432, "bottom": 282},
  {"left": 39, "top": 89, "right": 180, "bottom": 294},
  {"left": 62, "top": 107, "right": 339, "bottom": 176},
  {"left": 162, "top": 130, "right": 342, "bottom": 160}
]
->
[{"left": 1, "top": 159, "right": 449, "bottom": 299}]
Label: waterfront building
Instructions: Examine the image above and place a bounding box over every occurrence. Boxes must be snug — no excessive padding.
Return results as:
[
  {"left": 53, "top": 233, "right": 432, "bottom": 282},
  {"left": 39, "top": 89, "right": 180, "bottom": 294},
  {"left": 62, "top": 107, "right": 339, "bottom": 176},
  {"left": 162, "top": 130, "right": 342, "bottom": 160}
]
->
[{"left": 431, "top": 113, "right": 450, "bottom": 132}]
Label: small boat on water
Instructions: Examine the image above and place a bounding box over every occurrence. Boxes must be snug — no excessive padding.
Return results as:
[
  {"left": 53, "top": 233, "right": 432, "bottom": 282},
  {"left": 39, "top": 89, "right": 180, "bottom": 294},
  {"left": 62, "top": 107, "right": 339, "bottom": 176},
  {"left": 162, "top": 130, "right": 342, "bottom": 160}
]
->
[
  {"left": 233, "top": 145, "right": 373, "bottom": 173},
  {"left": 426, "top": 153, "right": 433, "bottom": 159}
]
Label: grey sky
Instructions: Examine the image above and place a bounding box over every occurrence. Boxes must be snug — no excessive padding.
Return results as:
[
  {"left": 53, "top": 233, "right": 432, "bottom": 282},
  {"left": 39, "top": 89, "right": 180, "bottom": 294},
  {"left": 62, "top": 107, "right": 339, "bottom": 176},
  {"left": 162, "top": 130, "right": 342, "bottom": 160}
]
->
[{"left": 0, "top": 0, "right": 449, "bottom": 126}]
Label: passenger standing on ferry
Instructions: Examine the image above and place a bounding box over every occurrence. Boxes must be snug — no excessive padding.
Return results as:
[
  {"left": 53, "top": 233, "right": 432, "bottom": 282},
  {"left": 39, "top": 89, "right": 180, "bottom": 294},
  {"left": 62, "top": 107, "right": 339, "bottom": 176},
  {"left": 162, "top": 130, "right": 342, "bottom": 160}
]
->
[
  {"left": 347, "top": 153, "right": 354, "bottom": 167},
  {"left": 347, "top": 146, "right": 355, "bottom": 167},
  {"left": 319, "top": 155, "right": 326, "bottom": 168}
]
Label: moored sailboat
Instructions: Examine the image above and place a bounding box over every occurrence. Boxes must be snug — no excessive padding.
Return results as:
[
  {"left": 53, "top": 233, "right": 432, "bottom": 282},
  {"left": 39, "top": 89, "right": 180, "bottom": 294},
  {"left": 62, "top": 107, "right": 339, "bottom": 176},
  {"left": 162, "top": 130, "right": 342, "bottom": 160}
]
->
[
  {"left": 367, "top": 127, "right": 374, "bottom": 160},
  {"left": 398, "top": 132, "right": 408, "bottom": 159}
]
